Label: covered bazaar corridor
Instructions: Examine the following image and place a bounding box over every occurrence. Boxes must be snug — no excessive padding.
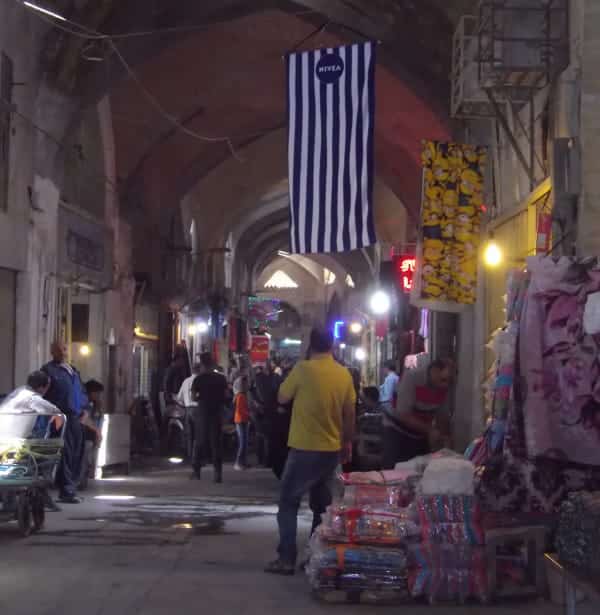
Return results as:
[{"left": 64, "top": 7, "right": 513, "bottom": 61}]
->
[{"left": 1, "top": 1, "right": 600, "bottom": 614}]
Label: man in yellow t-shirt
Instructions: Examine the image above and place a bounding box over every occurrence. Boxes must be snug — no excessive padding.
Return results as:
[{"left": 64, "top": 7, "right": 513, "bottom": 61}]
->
[{"left": 265, "top": 327, "right": 356, "bottom": 576}]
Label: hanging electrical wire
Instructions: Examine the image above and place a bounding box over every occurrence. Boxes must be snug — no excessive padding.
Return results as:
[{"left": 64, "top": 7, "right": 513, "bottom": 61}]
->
[
  {"left": 21, "top": 1, "right": 318, "bottom": 40},
  {"left": 107, "top": 40, "right": 242, "bottom": 161},
  {"left": 17, "top": 1, "right": 244, "bottom": 161},
  {"left": 11, "top": 105, "right": 120, "bottom": 194}
]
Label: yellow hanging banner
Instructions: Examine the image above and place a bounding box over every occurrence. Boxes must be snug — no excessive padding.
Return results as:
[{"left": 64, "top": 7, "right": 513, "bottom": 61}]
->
[{"left": 418, "top": 140, "right": 487, "bottom": 306}]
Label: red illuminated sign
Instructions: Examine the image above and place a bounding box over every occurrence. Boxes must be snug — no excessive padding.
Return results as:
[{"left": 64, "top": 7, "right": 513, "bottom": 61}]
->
[
  {"left": 394, "top": 255, "right": 416, "bottom": 292},
  {"left": 250, "top": 335, "right": 270, "bottom": 365}
]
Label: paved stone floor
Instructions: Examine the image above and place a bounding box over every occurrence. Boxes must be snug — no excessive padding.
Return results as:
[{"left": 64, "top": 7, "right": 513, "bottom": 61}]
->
[{"left": 0, "top": 461, "right": 594, "bottom": 615}]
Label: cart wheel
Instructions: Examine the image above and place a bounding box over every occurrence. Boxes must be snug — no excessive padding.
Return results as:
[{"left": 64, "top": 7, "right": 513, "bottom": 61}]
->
[
  {"left": 31, "top": 491, "right": 45, "bottom": 532},
  {"left": 16, "top": 493, "right": 33, "bottom": 537}
]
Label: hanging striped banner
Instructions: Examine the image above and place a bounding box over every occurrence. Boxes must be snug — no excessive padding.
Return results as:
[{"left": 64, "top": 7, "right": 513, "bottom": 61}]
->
[{"left": 286, "top": 42, "right": 377, "bottom": 254}]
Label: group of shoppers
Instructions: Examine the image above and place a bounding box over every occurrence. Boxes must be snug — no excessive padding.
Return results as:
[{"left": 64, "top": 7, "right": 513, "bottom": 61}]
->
[
  {"left": 176, "top": 352, "right": 228, "bottom": 483},
  {"left": 175, "top": 351, "right": 293, "bottom": 480},
  {"left": 2, "top": 327, "right": 453, "bottom": 583},
  {"left": 166, "top": 329, "right": 454, "bottom": 577}
]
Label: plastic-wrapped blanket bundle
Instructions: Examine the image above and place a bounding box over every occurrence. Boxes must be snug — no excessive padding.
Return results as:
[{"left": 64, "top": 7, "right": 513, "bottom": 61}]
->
[
  {"left": 409, "top": 543, "right": 489, "bottom": 604},
  {"left": 421, "top": 458, "right": 475, "bottom": 496},
  {"left": 395, "top": 448, "right": 464, "bottom": 474},
  {"left": 318, "top": 505, "right": 420, "bottom": 546},
  {"left": 416, "top": 495, "right": 484, "bottom": 546},
  {"left": 341, "top": 470, "right": 420, "bottom": 509},
  {"left": 307, "top": 536, "right": 411, "bottom": 604},
  {"left": 556, "top": 491, "right": 600, "bottom": 576}
]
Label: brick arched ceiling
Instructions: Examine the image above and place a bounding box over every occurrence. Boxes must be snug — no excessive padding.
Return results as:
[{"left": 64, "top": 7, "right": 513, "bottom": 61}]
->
[
  {"left": 105, "top": 8, "right": 450, "bottom": 222},
  {"left": 38, "top": 0, "right": 473, "bottom": 261}
]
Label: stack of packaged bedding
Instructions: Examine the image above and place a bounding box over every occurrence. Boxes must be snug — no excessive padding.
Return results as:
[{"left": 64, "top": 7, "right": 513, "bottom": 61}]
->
[
  {"left": 409, "top": 457, "right": 489, "bottom": 604},
  {"left": 340, "top": 469, "right": 421, "bottom": 509},
  {"left": 307, "top": 538, "right": 411, "bottom": 604},
  {"left": 307, "top": 469, "right": 420, "bottom": 604}
]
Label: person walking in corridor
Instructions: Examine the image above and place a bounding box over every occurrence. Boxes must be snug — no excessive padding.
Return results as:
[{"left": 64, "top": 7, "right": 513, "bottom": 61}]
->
[
  {"left": 265, "top": 327, "right": 356, "bottom": 576},
  {"left": 233, "top": 375, "right": 250, "bottom": 470},
  {"left": 379, "top": 360, "right": 399, "bottom": 411},
  {"left": 42, "top": 342, "right": 87, "bottom": 504},
  {"left": 177, "top": 363, "right": 201, "bottom": 468},
  {"left": 190, "top": 352, "right": 227, "bottom": 482},
  {"left": 254, "top": 361, "right": 280, "bottom": 468},
  {"left": 382, "top": 358, "right": 453, "bottom": 469}
]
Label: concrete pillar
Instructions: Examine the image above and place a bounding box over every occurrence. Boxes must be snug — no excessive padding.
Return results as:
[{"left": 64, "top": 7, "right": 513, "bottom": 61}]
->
[
  {"left": 578, "top": 0, "right": 600, "bottom": 255},
  {"left": 98, "top": 96, "right": 135, "bottom": 413}
]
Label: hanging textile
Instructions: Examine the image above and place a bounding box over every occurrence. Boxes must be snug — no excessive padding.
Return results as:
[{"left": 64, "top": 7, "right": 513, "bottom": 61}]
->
[
  {"left": 412, "top": 141, "right": 486, "bottom": 310},
  {"left": 473, "top": 259, "right": 600, "bottom": 514},
  {"left": 519, "top": 256, "right": 600, "bottom": 466},
  {"left": 286, "top": 42, "right": 377, "bottom": 254}
]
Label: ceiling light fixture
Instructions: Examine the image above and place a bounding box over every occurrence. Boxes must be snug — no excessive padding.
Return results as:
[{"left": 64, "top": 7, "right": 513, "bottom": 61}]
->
[
  {"left": 23, "top": 1, "right": 66, "bottom": 22},
  {"left": 369, "top": 290, "right": 391, "bottom": 315}
]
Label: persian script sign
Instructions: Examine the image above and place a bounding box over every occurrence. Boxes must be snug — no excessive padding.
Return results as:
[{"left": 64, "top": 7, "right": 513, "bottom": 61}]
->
[{"left": 66, "top": 229, "right": 105, "bottom": 272}]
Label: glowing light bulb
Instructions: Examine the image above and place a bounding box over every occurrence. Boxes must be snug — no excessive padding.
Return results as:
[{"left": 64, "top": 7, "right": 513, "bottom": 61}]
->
[
  {"left": 24, "top": 2, "right": 67, "bottom": 22},
  {"left": 483, "top": 241, "right": 502, "bottom": 267},
  {"left": 355, "top": 348, "right": 367, "bottom": 362}
]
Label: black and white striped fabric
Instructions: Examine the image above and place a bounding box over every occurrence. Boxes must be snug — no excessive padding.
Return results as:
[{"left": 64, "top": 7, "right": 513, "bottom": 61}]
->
[{"left": 286, "top": 42, "right": 377, "bottom": 254}]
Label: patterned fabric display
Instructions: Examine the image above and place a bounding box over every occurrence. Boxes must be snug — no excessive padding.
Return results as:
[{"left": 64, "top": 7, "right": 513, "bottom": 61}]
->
[
  {"left": 409, "top": 544, "right": 489, "bottom": 604},
  {"left": 419, "top": 141, "right": 487, "bottom": 305},
  {"left": 556, "top": 491, "right": 600, "bottom": 575}
]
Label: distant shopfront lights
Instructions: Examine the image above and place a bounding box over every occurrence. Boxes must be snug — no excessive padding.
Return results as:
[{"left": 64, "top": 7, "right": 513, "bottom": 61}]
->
[{"left": 349, "top": 322, "right": 363, "bottom": 335}]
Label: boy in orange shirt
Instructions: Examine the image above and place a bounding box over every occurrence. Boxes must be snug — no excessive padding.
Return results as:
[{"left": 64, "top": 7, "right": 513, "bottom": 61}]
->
[{"left": 234, "top": 375, "right": 250, "bottom": 470}]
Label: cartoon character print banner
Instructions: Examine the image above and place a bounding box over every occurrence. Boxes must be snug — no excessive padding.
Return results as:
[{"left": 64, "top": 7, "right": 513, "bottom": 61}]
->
[{"left": 417, "top": 141, "right": 486, "bottom": 307}]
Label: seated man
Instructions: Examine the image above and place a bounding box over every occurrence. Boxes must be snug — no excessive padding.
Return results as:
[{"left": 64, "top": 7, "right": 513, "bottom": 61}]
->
[
  {"left": 0, "top": 371, "right": 63, "bottom": 439},
  {"left": 0, "top": 371, "right": 64, "bottom": 511}
]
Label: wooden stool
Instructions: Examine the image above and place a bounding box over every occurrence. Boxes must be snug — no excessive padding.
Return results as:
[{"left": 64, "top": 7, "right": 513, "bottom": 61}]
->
[{"left": 485, "top": 526, "right": 547, "bottom": 599}]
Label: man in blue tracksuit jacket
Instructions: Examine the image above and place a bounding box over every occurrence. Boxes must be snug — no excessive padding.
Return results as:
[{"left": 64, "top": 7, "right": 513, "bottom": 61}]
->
[{"left": 42, "top": 341, "right": 88, "bottom": 503}]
